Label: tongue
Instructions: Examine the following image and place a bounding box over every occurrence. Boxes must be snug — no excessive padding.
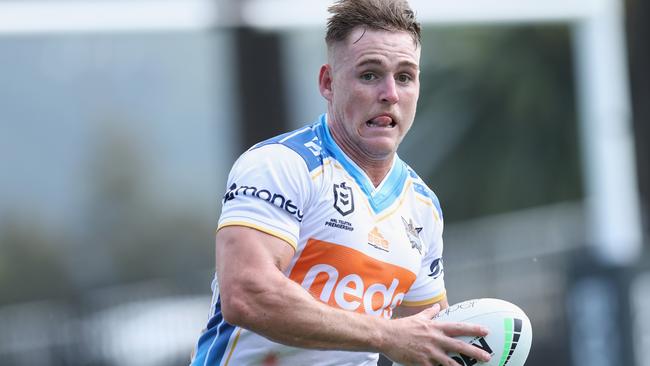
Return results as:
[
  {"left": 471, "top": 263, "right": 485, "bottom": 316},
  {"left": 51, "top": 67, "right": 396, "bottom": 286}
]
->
[{"left": 371, "top": 116, "right": 393, "bottom": 126}]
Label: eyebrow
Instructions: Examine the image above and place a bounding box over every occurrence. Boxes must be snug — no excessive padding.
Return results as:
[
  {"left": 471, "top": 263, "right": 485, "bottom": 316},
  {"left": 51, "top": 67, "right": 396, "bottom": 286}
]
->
[{"left": 356, "top": 58, "right": 419, "bottom": 70}]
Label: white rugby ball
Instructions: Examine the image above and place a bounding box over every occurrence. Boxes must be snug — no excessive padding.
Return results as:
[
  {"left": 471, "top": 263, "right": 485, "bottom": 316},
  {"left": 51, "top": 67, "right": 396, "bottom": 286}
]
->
[{"left": 433, "top": 298, "right": 532, "bottom": 366}]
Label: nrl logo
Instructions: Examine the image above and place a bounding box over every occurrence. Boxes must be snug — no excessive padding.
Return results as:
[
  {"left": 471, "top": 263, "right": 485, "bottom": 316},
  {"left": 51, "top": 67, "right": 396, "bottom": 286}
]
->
[
  {"left": 333, "top": 182, "right": 354, "bottom": 216},
  {"left": 402, "top": 217, "right": 423, "bottom": 254}
]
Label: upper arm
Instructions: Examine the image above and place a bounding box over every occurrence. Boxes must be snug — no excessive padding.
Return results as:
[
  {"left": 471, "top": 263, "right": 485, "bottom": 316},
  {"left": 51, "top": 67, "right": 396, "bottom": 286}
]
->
[
  {"left": 215, "top": 144, "right": 315, "bottom": 324},
  {"left": 215, "top": 225, "right": 296, "bottom": 323},
  {"left": 216, "top": 224, "right": 295, "bottom": 278}
]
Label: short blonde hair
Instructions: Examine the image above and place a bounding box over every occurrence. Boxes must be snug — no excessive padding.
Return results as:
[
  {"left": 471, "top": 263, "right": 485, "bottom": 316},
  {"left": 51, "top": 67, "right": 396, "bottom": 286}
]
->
[{"left": 325, "top": 0, "right": 421, "bottom": 46}]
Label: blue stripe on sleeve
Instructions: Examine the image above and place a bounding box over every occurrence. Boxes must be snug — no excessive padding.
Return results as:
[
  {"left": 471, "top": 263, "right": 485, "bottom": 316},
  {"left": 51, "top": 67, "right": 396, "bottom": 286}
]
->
[{"left": 191, "top": 297, "right": 237, "bottom": 366}]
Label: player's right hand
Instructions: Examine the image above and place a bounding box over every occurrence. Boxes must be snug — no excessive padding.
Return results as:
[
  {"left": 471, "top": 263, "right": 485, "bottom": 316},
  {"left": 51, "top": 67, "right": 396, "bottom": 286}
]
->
[{"left": 380, "top": 304, "right": 492, "bottom": 366}]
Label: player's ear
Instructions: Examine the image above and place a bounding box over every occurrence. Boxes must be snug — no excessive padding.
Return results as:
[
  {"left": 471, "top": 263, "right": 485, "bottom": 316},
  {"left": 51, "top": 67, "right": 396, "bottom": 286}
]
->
[{"left": 319, "top": 64, "right": 333, "bottom": 101}]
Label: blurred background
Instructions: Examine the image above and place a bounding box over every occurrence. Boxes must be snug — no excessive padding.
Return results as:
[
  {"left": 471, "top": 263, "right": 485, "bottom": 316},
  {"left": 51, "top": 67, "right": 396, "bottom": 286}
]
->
[{"left": 0, "top": 0, "right": 648, "bottom": 365}]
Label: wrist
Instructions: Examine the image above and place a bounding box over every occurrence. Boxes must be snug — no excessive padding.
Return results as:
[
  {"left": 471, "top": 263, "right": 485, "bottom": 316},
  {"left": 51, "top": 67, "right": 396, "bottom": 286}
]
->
[{"left": 369, "top": 316, "right": 392, "bottom": 354}]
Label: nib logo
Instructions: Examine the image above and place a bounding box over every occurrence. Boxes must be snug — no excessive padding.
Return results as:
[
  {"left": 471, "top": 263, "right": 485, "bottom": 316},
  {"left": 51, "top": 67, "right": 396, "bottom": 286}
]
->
[{"left": 428, "top": 258, "right": 444, "bottom": 279}]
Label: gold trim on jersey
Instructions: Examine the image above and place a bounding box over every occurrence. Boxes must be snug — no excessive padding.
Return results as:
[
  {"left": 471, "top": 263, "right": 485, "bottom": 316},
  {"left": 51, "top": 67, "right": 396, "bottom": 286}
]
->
[
  {"left": 310, "top": 159, "right": 333, "bottom": 180},
  {"left": 400, "top": 290, "right": 447, "bottom": 307},
  {"left": 217, "top": 222, "right": 298, "bottom": 250},
  {"left": 223, "top": 328, "right": 243, "bottom": 366},
  {"left": 415, "top": 195, "right": 441, "bottom": 222}
]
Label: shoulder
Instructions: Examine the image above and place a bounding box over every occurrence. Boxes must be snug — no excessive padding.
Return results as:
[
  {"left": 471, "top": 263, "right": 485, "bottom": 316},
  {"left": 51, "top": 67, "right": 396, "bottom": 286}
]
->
[
  {"left": 249, "top": 121, "right": 327, "bottom": 173},
  {"left": 404, "top": 163, "right": 443, "bottom": 221},
  {"left": 226, "top": 119, "right": 328, "bottom": 196}
]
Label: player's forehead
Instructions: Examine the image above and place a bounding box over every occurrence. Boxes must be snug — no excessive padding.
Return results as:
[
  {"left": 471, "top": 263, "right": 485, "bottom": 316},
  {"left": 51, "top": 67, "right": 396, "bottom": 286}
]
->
[{"left": 329, "top": 27, "right": 421, "bottom": 70}]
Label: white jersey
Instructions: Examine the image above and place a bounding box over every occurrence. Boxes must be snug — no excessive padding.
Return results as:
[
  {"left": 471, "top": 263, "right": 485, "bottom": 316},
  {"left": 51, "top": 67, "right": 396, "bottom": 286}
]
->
[{"left": 191, "top": 114, "right": 446, "bottom": 366}]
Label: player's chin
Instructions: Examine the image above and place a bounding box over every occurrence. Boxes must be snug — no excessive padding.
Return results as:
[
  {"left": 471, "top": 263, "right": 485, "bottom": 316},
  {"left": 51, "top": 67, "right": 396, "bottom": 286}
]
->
[{"left": 360, "top": 141, "right": 398, "bottom": 160}]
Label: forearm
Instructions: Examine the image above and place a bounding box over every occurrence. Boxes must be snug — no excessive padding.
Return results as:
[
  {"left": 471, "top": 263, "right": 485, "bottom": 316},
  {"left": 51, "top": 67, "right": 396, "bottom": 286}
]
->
[
  {"left": 216, "top": 225, "right": 391, "bottom": 352},
  {"left": 221, "top": 263, "right": 390, "bottom": 352}
]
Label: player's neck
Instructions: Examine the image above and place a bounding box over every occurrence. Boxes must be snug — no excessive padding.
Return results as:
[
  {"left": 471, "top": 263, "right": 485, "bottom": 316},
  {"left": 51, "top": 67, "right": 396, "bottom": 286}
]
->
[
  {"left": 326, "top": 121, "right": 395, "bottom": 188},
  {"left": 340, "top": 146, "right": 394, "bottom": 188},
  {"left": 364, "top": 162, "right": 393, "bottom": 188}
]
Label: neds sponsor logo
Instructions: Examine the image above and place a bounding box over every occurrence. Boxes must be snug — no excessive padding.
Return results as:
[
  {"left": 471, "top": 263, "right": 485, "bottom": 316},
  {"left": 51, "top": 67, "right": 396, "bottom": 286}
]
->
[{"left": 289, "top": 239, "right": 416, "bottom": 319}]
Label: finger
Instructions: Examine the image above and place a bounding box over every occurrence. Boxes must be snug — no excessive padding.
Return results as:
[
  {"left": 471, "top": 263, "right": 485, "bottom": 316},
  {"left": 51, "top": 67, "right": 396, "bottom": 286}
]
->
[
  {"left": 440, "top": 337, "right": 492, "bottom": 363},
  {"left": 428, "top": 348, "right": 460, "bottom": 366},
  {"left": 436, "top": 321, "right": 489, "bottom": 338}
]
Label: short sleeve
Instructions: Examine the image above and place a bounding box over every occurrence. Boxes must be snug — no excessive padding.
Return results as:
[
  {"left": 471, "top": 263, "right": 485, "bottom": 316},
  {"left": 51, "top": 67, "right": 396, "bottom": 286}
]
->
[
  {"left": 401, "top": 218, "right": 446, "bottom": 306},
  {"left": 217, "top": 144, "right": 312, "bottom": 250}
]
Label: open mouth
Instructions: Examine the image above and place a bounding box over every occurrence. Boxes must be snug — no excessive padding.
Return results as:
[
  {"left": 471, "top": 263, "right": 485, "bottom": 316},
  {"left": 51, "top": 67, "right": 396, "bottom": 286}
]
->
[{"left": 366, "top": 116, "right": 396, "bottom": 128}]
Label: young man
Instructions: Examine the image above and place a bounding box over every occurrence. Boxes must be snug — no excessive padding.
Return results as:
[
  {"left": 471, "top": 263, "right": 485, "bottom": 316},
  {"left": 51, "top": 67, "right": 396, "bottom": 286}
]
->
[{"left": 190, "top": 1, "right": 492, "bottom": 365}]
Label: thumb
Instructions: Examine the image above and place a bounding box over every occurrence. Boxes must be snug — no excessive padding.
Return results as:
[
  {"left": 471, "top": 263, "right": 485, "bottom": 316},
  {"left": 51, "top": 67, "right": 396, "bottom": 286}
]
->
[{"left": 421, "top": 303, "right": 442, "bottom": 318}]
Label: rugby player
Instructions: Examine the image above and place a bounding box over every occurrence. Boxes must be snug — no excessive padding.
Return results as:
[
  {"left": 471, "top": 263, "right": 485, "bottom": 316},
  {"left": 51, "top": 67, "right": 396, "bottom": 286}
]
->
[{"left": 191, "top": 1, "right": 491, "bottom": 365}]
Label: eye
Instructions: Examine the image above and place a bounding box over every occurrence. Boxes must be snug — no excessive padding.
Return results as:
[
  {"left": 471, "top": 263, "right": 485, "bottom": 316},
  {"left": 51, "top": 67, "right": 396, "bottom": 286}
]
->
[
  {"left": 396, "top": 73, "right": 413, "bottom": 83},
  {"left": 360, "top": 72, "right": 377, "bottom": 81}
]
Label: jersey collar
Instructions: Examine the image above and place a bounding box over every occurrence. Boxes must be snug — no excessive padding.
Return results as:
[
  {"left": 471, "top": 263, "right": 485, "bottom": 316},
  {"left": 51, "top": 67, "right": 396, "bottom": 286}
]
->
[{"left": 317, "top": 114, "right": 408, "bottom": 214}]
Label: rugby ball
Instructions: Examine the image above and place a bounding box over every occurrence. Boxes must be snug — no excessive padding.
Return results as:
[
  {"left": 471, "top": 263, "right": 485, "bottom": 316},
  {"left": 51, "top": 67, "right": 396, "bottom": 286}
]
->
[{"left": 433, "top": 298, "right": 532, "bottom": 366}]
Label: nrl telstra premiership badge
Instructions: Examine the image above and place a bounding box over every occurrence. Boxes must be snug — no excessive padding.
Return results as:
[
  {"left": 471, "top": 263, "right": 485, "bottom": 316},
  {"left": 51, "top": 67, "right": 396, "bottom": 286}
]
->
[{"left": 333, "top": 182, "right": 354, "bottom": 216}]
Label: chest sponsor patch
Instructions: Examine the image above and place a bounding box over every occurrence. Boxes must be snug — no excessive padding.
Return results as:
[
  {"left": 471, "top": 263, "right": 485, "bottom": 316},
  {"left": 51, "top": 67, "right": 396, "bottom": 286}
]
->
[
  {"left": 288, "top": 239, "right": 416, "bottom": 319},
  {"left": 367, "top": 227, "right": 389, "bottom": 252}
]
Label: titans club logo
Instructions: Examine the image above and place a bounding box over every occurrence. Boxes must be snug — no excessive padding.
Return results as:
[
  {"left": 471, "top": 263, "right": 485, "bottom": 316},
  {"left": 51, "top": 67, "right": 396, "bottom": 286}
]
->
[{"left": 402, "top": 216, "right": 423, "bottom": 254}]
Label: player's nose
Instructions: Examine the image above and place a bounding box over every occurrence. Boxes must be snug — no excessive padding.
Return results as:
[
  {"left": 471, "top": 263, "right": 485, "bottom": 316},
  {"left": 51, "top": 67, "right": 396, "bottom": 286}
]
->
[{"left": 379, "top": 77, "right": 399, "bottom": 104}]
